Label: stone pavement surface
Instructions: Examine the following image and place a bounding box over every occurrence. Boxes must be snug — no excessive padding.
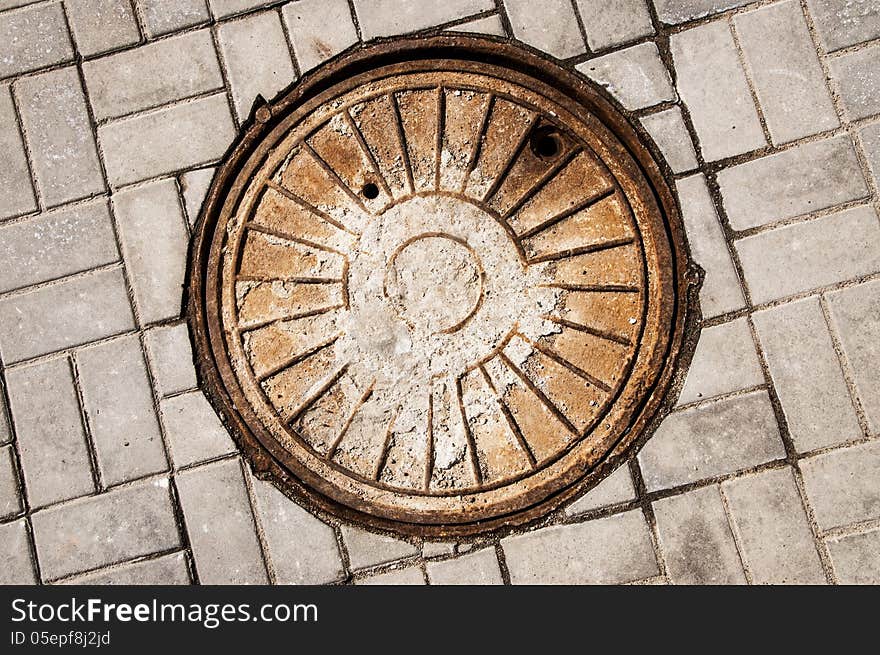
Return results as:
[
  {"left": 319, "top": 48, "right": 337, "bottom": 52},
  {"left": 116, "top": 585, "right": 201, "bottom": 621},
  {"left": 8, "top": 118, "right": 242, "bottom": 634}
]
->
[{"left": 0, "top": 0, "right": 878, "bottom": 585}]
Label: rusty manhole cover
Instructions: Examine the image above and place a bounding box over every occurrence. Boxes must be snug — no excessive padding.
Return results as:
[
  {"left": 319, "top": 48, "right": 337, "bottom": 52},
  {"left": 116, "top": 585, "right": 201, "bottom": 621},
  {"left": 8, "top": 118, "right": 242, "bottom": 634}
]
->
[{"left": 189, "top": 36, "right": 694, "bottom": 537}]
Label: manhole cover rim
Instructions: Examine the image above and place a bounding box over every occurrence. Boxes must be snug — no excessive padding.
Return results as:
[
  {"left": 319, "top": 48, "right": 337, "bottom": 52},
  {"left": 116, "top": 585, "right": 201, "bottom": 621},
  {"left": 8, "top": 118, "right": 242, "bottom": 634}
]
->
[{"left": 188, "top": 35, "right": 696, "bottom": 538}]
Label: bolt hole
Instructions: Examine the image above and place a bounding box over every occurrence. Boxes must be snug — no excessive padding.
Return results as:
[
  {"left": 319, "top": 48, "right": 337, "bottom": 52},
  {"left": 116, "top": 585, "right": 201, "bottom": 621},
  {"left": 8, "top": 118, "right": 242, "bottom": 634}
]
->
[
  {"left": 530, "top": 127, "right": 561, "bottom": 159},
  {"left": 362, "top": 182, "right": 380, "bottom": 199}
]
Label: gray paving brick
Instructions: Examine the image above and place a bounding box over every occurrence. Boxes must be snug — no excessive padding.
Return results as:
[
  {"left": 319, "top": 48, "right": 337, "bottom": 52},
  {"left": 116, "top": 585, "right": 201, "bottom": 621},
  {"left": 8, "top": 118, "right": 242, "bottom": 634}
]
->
[
  {"left": 357, "top": 566, "right": 425, "bottom": 585},
  {"left": 829, "top": 44, "right": 880, "bottom": 121},
  {"left": 675, "top": 174, "right": 745, "bottom": 318},
  {"left": 136, "top": 0, "right": 210, "bottom": 38},
  {"left": 427, "top": 548, "right": 503, "bottom": 585},
  {"left": 5, "top": 358, "right": 94, "bottom": 507},
  {"left": 218, "top": 11, "right": 296, "bottom": 123},
  {"left": 83, "top": 29, "right": 224, "bottom": 121},
  {"left": 670, "top": 20, "right": 765, "bottom": 162},
  {"left": 0, "top": 268, "right": 135, "bottom": 363},
  {"left": 862, "top": 121, "right": 880, "bottom": 186},
  {"left": 0, "top": 519, "right": 36, "bottom": 584},
  {"left": 639, "top": 390, "right": 785, "bottom": 491},
  {"left": 640, "top": 107, "right": 699, "bottom": 173},
  {"left": 249, "top": 473, "right": 344, "bottom": 584},
  {"left": 828, "top": 279, "right": 880, "bottom": 433},
  {"left": 0, "top": 83, "right": 36, "bottom": 219},
  {"left": 576, "top": 42, "right": 674, "bottom": 110},
  {"left": 283, "top": 0, "right": 358, "bottom": 73},
  {"left": 0, "top": 1, "right": 38, "bottom": 10},
  {"left": 144, "top": 324, "right": 198, "bottom": 396},
  {"left": 342, "top": 524, "right": 418, "bottom": 569},
  {"left": 753, "top": 297, "right": 861, "bottom": 452},
  {"left": 208, "top": 0, "right": 273, "bottom": 19},
  {"left": 0, "top": 383, "right": 8, "bottom": 446},
  {"left": 678, "top": 318, "right": 763, "bottom": 405},
  {"left": 576, "top": 0, "right": 653, "bottom": 51},
  {"left": 827, "top": 529, "right": 880, "bottom": 584},
  {"left": 738, "top": 206, "right": 880, "bottom": 305},
  {"left": 32, "top": 477, "right": 180, "bottom": 580},
  {"left": 99, "top": 93, "right": 235, "bottom": 187},
  {"left": 0, "top": 2, "right": 73, "bottom": 78},
  {"left": 64, "top": 551, "right": 190, "bottom": 584},
  {"left": 565, "top": 465, "right": 635, "bottom": 515},
  {"left": 160, "top": 390, "right": 235, "bottom": 468},
  {"left": 65, "top": 0, "right": 140, "bottom": 57},
  {"left": 801, "top": 440, "right": 880, "bottom": 530},
  {"left": 14, "top": 67, "right": 104, "bottom": 207},
  {"left": 504, "top": 0, "right": 585, "bottom": 59},
  {"left": 723, "top": 467, "right": 826, "bottom": 584},
  {"left": 0, "top": 444, "right": 21, "bottom": 519},
  {"left": 177, "top": 458, "right": 268, "bottom": 584},
  {"left": 654, "top": 0, "right": 752, "bottom": 24},
  {"left": 734, "top": 1, "right": 839, "bottom": 144},
  {"left": 180, "top": 166, "right": 215, "bottom": 224},
  {"left": 0, "top": 200, "right": 118, "bottom": 294},
  {"left": 805, "top": 0, "right": 880, "bottom": 52},
  {"left": 421, "top": 542, "right": 455, "bottom": 557},
  {"left": 353, "top": 0, "right": 494, "bottom": 39},
  {"left": 76, "top": 335, "right": 167, "bottom": 485},
  {"left": 445, "top": 13, "right": 505, "bottom": 36},
  {"left": 113, "top": 179, "right": 189, "bottom": 324},
  {"left": 503, "top": 510, "right": 658, "bottom": 584},
  {"left": 653, "top": 485, "right": 746, "bottom": 584},
  {"left": 718, "top": 136, "right": 868, "bottom": 230}
]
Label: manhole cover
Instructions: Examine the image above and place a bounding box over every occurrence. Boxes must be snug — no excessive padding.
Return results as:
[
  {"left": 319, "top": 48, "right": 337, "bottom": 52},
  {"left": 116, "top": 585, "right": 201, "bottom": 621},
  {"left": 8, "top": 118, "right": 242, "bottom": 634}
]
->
[{"left": 189, "top": 36, "right": 695, "bottom": 537}]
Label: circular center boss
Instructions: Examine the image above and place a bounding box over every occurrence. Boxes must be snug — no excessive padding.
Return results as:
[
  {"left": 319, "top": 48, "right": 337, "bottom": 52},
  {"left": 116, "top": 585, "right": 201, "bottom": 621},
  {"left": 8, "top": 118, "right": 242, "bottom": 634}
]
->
[{"left": 188, "top": 36, "right": 696, "bottom": 537}]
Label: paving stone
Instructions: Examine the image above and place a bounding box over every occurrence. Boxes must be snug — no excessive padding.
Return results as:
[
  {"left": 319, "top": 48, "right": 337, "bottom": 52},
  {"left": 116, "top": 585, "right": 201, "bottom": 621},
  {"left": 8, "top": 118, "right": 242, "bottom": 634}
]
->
[
  {"left": 0, "top": 83, "right": 36, "bottom": 219},
  {"left": 76, "top": 335, "right": 167, "bottom": 485},
  {"left": 5, "top": 358, "right": 94, "bottom": 507},
  {"left": 180, "top": 166, "right": 215, "bottom": 224},
  {"left": 31, "top": 477, "right": 180, "bottom": 580},
  {"left": 653, "top": 485, "right": 746, "bottom": 584},
  {"left": 861, "top": 121, "right": 880, "bottom": 186},
  {"left": 829, "top": 44, "right": 880, "bottom": 121},
  {"left": 218, "top": 11, "right": 297, "bottom": 123},
  {"left": 0, "top": 444, "right": 21, "bottom": 519},
  {"left": 177, "top": 458, "right": 268, "bottom": 584},
  {"left": 83, "top": 29, "right": 224, "bottom": 121},
  {"left": 675, "top": 175, "right": 745, "bottom": 317},
  {"left": 353, "top": 0, "right": 494, "bottom": 39},
  {"left": 0, "top": 1, "right": 38, "bottom": 9},
  {"left": 718, "top": 136, "right": 868, "bottom": 230},
  {"left": 160, "top": 390, "right": 235, "bottom": 468},
  {"left": 0, "top": 388, "right": 9, "bottom": 446},
  {"left": 99, "top": 93, "right": 235, "bottom": 187},
  {"left": 827, "top": 279, "right": 880, "bottom": 433},
  {"left": 65, "top": 0, "right": 140, "bottom": 57},
  {"left": 827, "top": 529, "right": 880, "bottom": 584},
  {"left": 14, "top": 67, "right": 105, "bottom": 207},
  {"left": 421, "top": 542, "right": 455, "bottom": 557},
  {"left": 575, "top": 0, "right": 653, "bottom": 51},
  {"left": 805, "top": 0, "right": 880, "bottom": 52},
  {"left": 801, "top": 440, "right": 880, "bottom": 530},
  {"left": 576, "top": 42, "right": 675, "bottom": 110},
  {"left": 734, "top": 1, "right": 839, "bottom": 144},
  {"left": 640, "top": 107, "right": 699, "bottom": 173},
  {"left": 503, "top": 510, "right": 658, "bottom": 584},
  {"left": 64, "top": 551, "right": 190, "bottom": 585},
  {"left": 670, "top": 20, "right": 765, "bottom": 162},
  {"left": 722, "top": 467, "right": 826, "bottom": 584},
  {"left": 753, "top": 297, "right": 860, "bottom": 452},
  {"left": 678, "top": 317, "right": 763, "bottom": 405},
  {"left": 249, "top": 473, "right": 344, "bottom": 584},
  {"left": 427, "top": 548, "right": 503, "bottom": 585},
  {"left": 565, "top": 465, "right": 635, "bottom": 515},
  {"left": 0, "top": 268, "right": 134, "bottom": 363},
  {"left": 0, "top": 2, "right": 73, "bottom": 78},
  {"left": 113, "top": 179, "right": 189, "bottom": 324},
  {"left": 0, "top": 520, "right": 36, "bottom": 585},
  {"left": 282, "top": 0, "right": 358, "bottom": 73},
  {"left": 654, "top": 0, "right": 752, "bottom": 24},
  {"left": 208, "top": 0, "right": 273, "bottom": 19},
  {"left": 738, "top": 206, "right": 880, "bottom": 305},
  {"left": 144, "top": 323, "right": 198, "bottom": 396},
  {"left": 0, "top": 199, "right": 118, "bottom": 294},
  {"left": 444, "top": 13, "right": 505, "bottom": 36},
  {"left": 342, "top": 524, "right": 418, "bottom": 570},
  {"left": 357, "top": 566, "right": 425, "bottom": 585},
  {"left": 504, "top": 0, "right": 586, "bottom": 59},
  {"left": 136, "top": 0, "right": 210, "bottom": 38},
  {"left": 639, "top": 390, "right": 785, "bottom": 491}
]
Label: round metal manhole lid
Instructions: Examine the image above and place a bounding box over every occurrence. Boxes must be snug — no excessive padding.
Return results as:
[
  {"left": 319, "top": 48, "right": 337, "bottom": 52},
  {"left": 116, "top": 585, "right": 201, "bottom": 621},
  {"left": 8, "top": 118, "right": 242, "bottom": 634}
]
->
[{"left": 189, "top": 36, "right": 695, "bottom": 537}]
